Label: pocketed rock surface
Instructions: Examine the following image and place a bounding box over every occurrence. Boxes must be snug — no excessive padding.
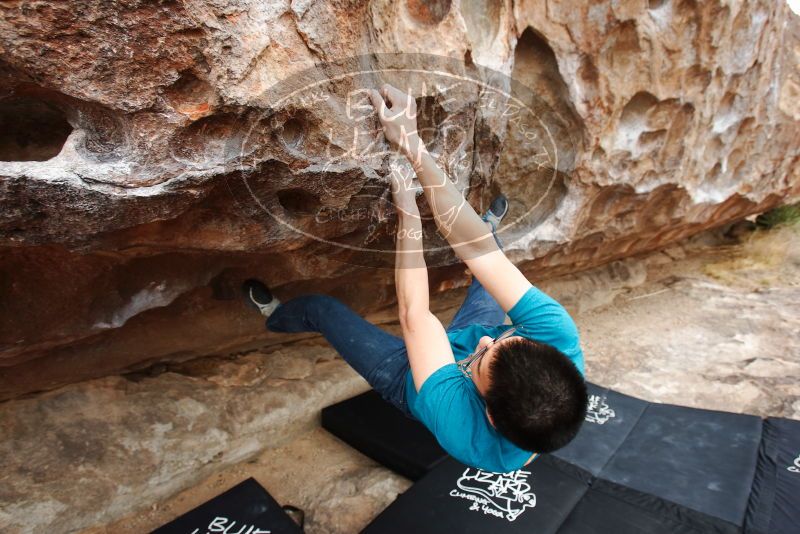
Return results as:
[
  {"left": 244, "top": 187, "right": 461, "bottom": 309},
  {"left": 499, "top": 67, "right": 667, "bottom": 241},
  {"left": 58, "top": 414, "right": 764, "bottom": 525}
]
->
[
  {"left": 0, "top": 221, "right": 798, "bottom": 533},
  {"left": 1, "top": 0, "right": 799, "bottom": 398}
]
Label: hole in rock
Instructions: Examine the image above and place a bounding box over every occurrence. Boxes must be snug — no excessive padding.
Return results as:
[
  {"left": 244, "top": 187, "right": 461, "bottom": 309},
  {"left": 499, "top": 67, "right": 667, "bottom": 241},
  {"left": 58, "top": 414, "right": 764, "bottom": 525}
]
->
[
  {"left": 617, "top": 92, "right": 660, "bottom": 151},
  {"left": 405, "top": 0, "right": 452, "bottom": 25},
  {"left": 464, "top": 49, "right": 474, "bottom": 67},
  {"left": 172, "top": 113, "right": 243, "bottom": 163},
  {"left": 277, "top": 188, "right": 323, "bottom": 216},
  {"left": 683, "top": 65, "right": 711, "bottom": 91},
  {"left": 621, "top": 91, "right": 659, "bottom": 120},
  {"left": 511, "top": 27, "right": 584, "bottom": 166},
  {"left": 713, "top": 92, "right": 740, "bottom": 133},
  {"left": 280, "top": 116, "right": 306, "bottom": 149},
  {"left": 577, "top": 55, "right": 601, "bottom": 103},
  {"left": 514, "top": 27, "right": 583, "bottom": 122},
  {"left": 639, "top": 129, "right": 668, "bottom": 152},
  {"left": 728, "top": 149, "right": 746, "bottom": 174},
  {"left": 648, "top": 0, "right": 669, "bottom": 9},
  {"left": 736, "top": 116, "right": 755, "bottom": 136},
  {"left": 167, "top": 72, "right": 210, "bottom": 102},
  {"left": 0, "top": 96, "right": 72, "bottom": 161},
  {"left": 488, "top": 25, "right": 583, "bottom": 239},
  {"left": 578, "top": 56, "right": 600, "bottom": 86},
  {"left": 165, "top": 71, "right": 216, "bottom": 118},
  {"left": 604, "top": 20, "right": 641, "bottom": 74},
  {"left": 675, "top": 0, "right": 699, "bottom": 17}
]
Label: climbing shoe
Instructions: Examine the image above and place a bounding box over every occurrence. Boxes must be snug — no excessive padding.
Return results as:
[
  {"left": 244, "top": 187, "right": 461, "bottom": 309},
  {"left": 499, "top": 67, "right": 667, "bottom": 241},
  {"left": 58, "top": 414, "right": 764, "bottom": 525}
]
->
[
  {"left": 242, "top": 279, "right": 280, "bottom": 318},
  {"left": 483, "top": 194, "right": 509, "bottom": 232}
]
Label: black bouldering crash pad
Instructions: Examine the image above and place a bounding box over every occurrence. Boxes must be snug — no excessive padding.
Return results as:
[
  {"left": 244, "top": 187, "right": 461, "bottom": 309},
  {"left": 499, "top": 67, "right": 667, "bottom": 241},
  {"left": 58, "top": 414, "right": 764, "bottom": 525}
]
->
[
  {"left": 556, "top": 476, "right": 741, "bottom": 534},
  {"left": 322, "top": 389, "right": 447, "bottom": 480},
  {"left": 744, "top": 417, "right": 800, "bottom": 534},
  {"left": 598, "top": 403, "right": 762, "bottom": 527},
  {"left": 151, "top": 478, "right": 302, "bottom": 534},
  {"left": 551, "top": 383, "right": 648, "bottom": 477},
  {"left": 332, "top": 384, "right": 783, "bottom": 534},
  {"left": 362, "top": 455, "right": 589, "bottom": 534}
]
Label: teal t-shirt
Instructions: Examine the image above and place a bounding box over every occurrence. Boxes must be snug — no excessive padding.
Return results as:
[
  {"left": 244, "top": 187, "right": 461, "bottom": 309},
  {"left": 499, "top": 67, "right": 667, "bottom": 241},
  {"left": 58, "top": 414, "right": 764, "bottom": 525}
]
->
[{"left": 404, "top": 285, "right": 585, "bottom": 473}]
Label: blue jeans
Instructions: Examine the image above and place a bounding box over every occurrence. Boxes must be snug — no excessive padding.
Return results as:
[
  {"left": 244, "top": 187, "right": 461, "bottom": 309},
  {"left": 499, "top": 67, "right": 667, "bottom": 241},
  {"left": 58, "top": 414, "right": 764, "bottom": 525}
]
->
[{"left": 266, "top": 223, "right": 504, "bottom": 417}]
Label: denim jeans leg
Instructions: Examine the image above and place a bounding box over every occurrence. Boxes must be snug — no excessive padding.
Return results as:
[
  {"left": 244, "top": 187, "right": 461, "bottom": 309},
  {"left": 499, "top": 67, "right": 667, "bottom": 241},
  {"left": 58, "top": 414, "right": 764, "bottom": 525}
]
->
[
  {"left": 447, "top": 224, "right": 506, "bottom": 332},
  {"left": 447, "top": 276, "right": 507, "bottom": 332},
  {"left": 266, "top": 294, "right": 412, "bottom": 415}
]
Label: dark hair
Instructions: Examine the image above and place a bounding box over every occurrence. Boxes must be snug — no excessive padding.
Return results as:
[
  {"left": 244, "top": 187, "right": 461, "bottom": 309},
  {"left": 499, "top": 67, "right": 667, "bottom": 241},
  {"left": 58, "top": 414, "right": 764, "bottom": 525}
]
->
[{"left": 485, "top": 337, "right": 587, "bottom": 453}]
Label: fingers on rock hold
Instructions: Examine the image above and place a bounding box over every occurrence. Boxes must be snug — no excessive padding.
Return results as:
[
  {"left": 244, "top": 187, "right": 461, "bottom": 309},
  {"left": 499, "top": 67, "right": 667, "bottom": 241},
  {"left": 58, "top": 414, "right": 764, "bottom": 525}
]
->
[
  {"left": 368, "top": 89, "right": 384, "bottom": 109},
  {"left": 381, "top": 83, "right": 406, "bottom": 107},
  {"left": 388, "top": 84, "right": 415, "bottom": 107}
]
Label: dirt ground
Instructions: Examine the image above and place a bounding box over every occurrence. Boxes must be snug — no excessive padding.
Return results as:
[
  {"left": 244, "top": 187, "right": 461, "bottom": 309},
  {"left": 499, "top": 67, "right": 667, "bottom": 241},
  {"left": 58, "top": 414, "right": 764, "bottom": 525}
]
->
[{"left": 579, "top": 222, "right": 800, "bottom": 418}]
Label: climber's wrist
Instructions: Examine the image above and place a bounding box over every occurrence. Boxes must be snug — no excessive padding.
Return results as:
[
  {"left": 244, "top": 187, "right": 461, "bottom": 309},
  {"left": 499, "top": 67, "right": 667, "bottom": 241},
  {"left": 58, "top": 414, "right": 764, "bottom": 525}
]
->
[{"left": 401, "top": 134, "right": 427, "bottom": 168}]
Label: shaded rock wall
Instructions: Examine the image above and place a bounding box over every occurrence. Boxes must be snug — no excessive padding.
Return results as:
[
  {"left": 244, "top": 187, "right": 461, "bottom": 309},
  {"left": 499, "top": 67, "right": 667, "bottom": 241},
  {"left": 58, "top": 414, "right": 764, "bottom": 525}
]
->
[{"left": 0, "top": 0, "right": 798, "bottom": 399}]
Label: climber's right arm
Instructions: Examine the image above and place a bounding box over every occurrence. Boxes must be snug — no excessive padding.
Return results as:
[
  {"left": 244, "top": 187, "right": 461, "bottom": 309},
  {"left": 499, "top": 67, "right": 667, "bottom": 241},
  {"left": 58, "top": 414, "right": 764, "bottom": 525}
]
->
[{"left": 391, "top": 165, "right": 455, "bottom": 391}]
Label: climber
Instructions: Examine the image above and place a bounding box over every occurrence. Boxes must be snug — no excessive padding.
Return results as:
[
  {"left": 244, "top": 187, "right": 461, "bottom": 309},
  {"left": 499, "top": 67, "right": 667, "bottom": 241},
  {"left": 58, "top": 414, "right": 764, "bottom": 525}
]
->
[{"left": 242, "top": 84, "right": 587, "bottom": 473}]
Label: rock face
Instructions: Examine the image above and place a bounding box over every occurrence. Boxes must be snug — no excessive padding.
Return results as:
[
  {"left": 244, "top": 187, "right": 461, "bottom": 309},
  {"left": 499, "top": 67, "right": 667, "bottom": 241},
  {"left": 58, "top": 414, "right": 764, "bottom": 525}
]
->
[{"left": 0, "top": 0, "right": 798, "bottom": 399}]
